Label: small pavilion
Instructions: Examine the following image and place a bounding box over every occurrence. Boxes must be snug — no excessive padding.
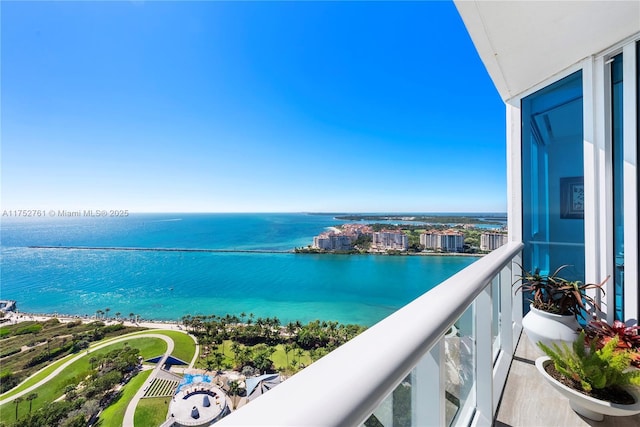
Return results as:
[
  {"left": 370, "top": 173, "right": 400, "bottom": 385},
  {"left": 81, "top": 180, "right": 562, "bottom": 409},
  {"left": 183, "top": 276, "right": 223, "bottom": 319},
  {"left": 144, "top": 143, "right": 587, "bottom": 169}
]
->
[{"left": 168, "top": 382, "right": 229, "bottom": 426}]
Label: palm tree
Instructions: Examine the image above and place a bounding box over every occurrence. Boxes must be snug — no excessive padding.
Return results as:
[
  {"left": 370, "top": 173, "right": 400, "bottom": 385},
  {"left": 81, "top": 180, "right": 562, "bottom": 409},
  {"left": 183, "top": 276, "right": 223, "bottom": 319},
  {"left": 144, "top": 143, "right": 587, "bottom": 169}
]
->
[
  {"left": 14, "top": 396, "right": 23, "bottom": 420},
  {"left": 64, "top": 384, "right": 77, "bottom": 401},
  {"left": 105, "top": 307, "right": 110, "bottom": 319},
  {"left": 272, "top": 316, "right": 281, "bottom": 329},
  {"left": 284, "top": 343, "right": 293, "bottom": 368},
  {"left": 26, "top": 392, "right": 37, "bottom": 413},
  {"left": 205, "top": 358, "right": 214, "bottom": 373},
  {"left": 115, "top": 312, "right": 121, "bottom": 321},
  {"left": 228, "top": 380, "right": 241, "bottom": 410},
  {"left": 213, "top": 352, "right": 225, "bottom": 371},
  {"left": 199, "top": 335, "right": 211, "bottom": 354},
  {"left": 129, "top": 312, "right": 135, "bottom": 322},
  {"left": 96, "top": 309, "right": 103, "bottom": 320},
  {"left": 238, "top": 347, "right": 253, "bottom": 367},
  {"left": 182, "top": 314, "right": 192, "bottom": 330},
  {"left": 255, "top": 317, "right": 266, "bottom": 339},
  {"left": 286, "top": 321, "right": 297, "bottom": 338},
  {"left": 231, "top": 342, "right": 241, "bottom": 366}
]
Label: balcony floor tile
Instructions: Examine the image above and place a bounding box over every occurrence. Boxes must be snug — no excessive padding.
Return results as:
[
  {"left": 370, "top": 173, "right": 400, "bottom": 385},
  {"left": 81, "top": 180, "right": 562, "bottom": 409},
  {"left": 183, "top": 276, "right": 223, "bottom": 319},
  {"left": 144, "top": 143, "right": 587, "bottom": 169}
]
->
[{"left": 495, "top": 332, "right": 640, "bottom": 427}]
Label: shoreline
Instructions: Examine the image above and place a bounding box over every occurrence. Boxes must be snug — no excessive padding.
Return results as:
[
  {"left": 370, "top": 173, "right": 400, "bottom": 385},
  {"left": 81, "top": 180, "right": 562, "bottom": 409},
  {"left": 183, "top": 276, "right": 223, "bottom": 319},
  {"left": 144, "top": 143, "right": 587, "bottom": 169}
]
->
[
  {"left": 295, "top": 249, "right": 485, "bottom": 257},
  {"left": 26, "top": 245, "right": 484, "bottom": 257},
  {"left": 1, "top": 310, "right": 185, "bottom": 331},
  {"left": 1, "top": 309, "right": 371, "bottom": 330}
]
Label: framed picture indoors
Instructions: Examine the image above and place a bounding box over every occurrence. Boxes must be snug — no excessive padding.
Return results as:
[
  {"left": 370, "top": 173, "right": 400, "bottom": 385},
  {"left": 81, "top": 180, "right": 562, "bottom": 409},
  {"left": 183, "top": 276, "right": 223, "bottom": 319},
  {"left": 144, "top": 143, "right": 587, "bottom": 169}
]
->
[{"left": 560, "top": 176, "right": 584, "bottom": 219}]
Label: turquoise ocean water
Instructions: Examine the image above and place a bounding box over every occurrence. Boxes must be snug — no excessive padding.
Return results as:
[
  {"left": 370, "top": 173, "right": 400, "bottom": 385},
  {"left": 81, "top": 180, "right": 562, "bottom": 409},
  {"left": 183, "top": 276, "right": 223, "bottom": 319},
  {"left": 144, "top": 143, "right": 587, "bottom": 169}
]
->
[{"left": 0, "top": 213, "right": 481, "bottom": 326}]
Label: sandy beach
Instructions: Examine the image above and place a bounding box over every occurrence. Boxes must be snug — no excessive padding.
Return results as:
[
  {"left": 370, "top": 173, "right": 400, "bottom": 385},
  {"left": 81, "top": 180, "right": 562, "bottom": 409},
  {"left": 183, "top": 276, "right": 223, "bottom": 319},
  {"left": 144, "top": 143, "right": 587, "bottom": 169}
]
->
[{"left": 1, "top": 310, "right": 185, "bottom": 331}]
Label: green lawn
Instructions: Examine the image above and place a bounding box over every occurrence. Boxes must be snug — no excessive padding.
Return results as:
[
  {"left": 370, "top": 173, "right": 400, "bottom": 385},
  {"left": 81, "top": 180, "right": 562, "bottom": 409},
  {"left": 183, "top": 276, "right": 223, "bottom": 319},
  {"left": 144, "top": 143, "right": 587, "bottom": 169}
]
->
[
  {"left": 134, "top": 397, "right": 171, "bottom": 427},
  {"left": 0, "top": 331, "right": 166, "bottom": 401},
  {"left": 271, "top": 344, "right": 312, "bottom": 369},
  {"left": 0, "top": 329, "right": 194, "bottom": 426},
  {"left": 0, "top": 337, "right": 166, "bottom": 425},
  {"left": 194, "top": 340, "right": 232, "bottom": 370},
  {"left": 98, "top": 370, "right": 152, "bottom": 427},
  {"left": 124, "top": 329, "right": 196, "bottom": 364},
  {"left": 0, "top": 351, "right": 77, "bottom": 400},
  {"left": 155, "top": 330, "right": 197, "bottom": 363},
  {"left": 0, "top": 321, "right": 145, "bottom": 392},
  {"left": 195, "top": 341, "right": 312, "bottom": 372}
]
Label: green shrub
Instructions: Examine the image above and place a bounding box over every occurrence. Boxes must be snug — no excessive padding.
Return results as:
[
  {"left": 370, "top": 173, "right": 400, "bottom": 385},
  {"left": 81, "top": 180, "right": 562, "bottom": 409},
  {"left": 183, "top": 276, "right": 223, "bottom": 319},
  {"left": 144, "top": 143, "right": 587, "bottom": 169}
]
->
[
  {"left": 15, "top": 324, "right": 43, "bottom": 335},
  {"left": 25, "top": 342, "right": 74, "bottom": 367},
  {"left": 101, "top": 324, "right": 125, "bottom": 334},
  {"left": 0, "top": 347, "right": 21, "bottom": 358},
  {"left": 538, "top": 331, "right": 640, "bottom": 392},
  {"left": 0, "top": 370, "right": 20, "bottom": 393},
  {"left": 43, "top": 318, "right": 60, "bottom": 326},
  {"left": 72, "top": 339, "right": 90, "bottom": 352}
]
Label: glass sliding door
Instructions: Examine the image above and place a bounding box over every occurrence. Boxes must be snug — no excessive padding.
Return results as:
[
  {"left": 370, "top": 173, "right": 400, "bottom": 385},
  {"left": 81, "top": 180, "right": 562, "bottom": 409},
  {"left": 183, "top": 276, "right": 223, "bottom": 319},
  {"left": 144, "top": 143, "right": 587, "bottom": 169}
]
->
[
  {"left": 611, "top": 54, "right": 624, "bottom": 320},
  {"left": 521, "top": 72, "right": 585, "bottom": 312}
]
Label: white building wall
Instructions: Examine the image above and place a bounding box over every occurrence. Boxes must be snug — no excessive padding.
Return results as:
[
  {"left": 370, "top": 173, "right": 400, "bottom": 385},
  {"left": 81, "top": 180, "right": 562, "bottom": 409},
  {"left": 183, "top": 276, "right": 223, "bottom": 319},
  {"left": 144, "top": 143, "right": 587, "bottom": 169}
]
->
[
  {"left": 420, "top": 232, "right": 463, "bottom": 252},
  {"left": 312, "top": 234, "right": 353, "bottom": 250},
  {"left": 441, "top": 234, "right": 464, "bottom": 252},
  {"left": 372, "top": 231, "right": 408, "bottom": 251},
  {"left": 480, "top": 233, "right": 508, "bottom": 251},
  {"left": 503, "top": 42, "right": 639, "bottom": 322},
  {"left": 420, "top": 233, "right": 438, "bottom": 249}
]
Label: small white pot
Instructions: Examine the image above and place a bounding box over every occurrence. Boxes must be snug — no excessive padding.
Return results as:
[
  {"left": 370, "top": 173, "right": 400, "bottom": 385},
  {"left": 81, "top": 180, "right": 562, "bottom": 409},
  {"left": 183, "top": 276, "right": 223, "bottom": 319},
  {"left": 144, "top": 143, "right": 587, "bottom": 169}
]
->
[
  {"left": 536, "top": 356, "right": 640, "bottom": 421},
  {"left": 522, "top": 304, "right": 580, "bottom": 351}
]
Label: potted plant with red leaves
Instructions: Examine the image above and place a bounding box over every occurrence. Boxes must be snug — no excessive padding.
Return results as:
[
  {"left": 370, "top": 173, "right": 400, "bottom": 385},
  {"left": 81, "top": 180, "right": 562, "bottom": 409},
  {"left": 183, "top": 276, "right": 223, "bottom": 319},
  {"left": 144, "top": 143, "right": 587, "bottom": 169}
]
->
[
  {"left": 514, "top": 264, "right": 607, "bottom": 349},
  {"left": 586, "top": 319, "right": 640, "bottom": 368}
]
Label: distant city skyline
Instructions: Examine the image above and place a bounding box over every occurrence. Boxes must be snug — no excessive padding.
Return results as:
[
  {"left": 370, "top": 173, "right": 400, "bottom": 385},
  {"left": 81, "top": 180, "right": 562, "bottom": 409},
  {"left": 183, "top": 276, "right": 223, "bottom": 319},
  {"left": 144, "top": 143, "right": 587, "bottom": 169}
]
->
[{"left": 1, "top": 2, "right": 506, "bottom": 213}]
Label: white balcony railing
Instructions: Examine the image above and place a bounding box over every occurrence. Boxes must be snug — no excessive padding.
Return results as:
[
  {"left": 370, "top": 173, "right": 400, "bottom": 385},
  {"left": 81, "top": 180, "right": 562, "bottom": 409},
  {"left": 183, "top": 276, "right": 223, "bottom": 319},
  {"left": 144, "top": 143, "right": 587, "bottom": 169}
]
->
[{"left": 218, "top": 242, "right": 524, "bottom": 427}]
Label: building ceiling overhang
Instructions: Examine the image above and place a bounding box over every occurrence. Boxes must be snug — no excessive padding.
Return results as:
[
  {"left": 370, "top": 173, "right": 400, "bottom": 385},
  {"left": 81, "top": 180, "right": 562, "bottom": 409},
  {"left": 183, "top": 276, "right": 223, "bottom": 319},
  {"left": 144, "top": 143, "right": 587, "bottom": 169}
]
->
[{"left": 454, "top": 1, "right": 640, "bottom": 102}]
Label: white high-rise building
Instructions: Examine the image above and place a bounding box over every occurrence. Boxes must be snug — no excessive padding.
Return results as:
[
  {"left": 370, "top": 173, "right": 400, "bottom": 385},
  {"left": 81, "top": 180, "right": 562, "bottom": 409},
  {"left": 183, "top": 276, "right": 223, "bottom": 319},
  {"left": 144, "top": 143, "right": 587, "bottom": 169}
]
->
[
  {"left": 420, "top": 231, "right": 464, "bottom": 252},
  {"left": 371, "top": 230, "right": 408, "bottom": 251},
  {"left": 312, "top": 233, "right": 352, "bottom": 250},
  {"left": 480, "top": 232, "right": 508, "bottom": 251}
]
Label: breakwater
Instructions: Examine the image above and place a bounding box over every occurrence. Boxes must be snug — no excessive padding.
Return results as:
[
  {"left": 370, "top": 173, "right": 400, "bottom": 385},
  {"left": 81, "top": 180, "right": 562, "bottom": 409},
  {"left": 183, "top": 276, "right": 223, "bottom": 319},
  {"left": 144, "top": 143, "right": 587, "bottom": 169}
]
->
[{"left": 28, "top": 246, "right": 292, "bottom": 254}]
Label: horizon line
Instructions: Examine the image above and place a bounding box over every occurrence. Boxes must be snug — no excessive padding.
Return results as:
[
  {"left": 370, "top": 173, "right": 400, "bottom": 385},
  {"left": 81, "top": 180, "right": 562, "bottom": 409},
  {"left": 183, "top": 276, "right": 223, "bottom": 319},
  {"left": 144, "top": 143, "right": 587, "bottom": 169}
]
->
[{"left": 119, "top": 211, "right": 507, "bottom": 215}]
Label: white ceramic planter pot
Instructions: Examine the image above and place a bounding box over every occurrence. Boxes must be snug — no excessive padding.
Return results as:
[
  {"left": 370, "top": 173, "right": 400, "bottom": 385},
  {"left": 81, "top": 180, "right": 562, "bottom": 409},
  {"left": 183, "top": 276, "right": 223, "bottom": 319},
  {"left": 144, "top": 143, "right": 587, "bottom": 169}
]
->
[
  {"left": 536, "top": 357, "right": 640, "bottom": 421},
  {"left": 522, "top": 304, "right": 580, "bottom": 351}
]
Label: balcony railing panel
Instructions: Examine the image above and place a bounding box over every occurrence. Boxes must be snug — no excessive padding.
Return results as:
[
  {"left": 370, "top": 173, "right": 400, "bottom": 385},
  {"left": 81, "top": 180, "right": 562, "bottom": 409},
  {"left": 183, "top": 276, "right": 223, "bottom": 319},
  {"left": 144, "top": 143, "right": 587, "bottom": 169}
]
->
[{"left": 217, "top": 242, "right": 524, "bottom": 427}]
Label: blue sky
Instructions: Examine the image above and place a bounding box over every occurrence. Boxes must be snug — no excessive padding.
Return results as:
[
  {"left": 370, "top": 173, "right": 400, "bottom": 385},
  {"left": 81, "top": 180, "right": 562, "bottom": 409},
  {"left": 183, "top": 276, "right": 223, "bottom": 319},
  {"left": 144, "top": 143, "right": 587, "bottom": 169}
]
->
[{"left": 1, "top": 1, "right": 505, "bottom": 213}]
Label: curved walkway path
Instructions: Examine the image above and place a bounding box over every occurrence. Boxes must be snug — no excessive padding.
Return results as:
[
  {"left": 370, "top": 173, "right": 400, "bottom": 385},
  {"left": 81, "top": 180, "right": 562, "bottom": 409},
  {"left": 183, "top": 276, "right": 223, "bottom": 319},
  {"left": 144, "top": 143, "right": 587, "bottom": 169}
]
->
[
  {"left": 1, "top": 329, "right": 201, "bottom": 426},
  {"left": 122, "top": 334, "right": 174, "bottom": 427},
  {"left": 0, "top": 332, "right": 174, "bottom": 405},
  {"left": 188, "top": 333, "right": 199, "bottom": 369}
]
